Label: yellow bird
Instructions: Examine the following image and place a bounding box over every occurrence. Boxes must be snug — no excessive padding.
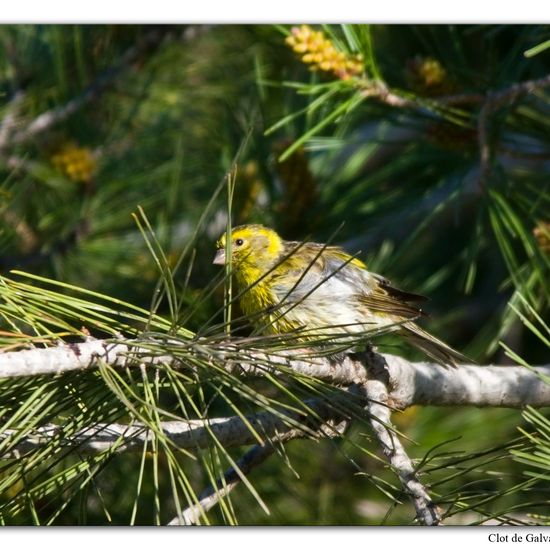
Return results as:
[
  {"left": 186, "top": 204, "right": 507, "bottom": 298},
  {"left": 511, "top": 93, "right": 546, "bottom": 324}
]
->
[{"left": 214, "top": 224, "right": 468, "bottom": 366}]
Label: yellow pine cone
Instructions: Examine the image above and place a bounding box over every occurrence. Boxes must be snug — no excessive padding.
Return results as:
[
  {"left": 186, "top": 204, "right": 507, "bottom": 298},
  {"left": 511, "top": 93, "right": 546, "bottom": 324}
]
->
[
  {"left": 406, "top": 56, "right": 454, "bottom": 95},
  {"left": 533, "top": 221, "right": 550, "bottom": 254},
  {"left": 51, "top": 143, "right": 97, "bottom": 183},
  {"left": 285, "top": 25, "right": 364, "bottom": 80}
]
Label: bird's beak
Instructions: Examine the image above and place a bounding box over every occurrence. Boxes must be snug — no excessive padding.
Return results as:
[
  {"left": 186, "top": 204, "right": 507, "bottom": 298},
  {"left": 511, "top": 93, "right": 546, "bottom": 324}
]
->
[{"left": 213, "top": 248, "right": 226, "bottom": 265}]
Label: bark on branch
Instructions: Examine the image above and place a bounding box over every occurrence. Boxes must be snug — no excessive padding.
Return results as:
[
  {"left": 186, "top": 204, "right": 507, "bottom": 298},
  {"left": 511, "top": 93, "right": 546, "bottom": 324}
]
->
[
  {"left": 1, "top": 391, "right": 355, "bottom": 458},
  {"left": 0, "top": 338, "right": 548, "bottom": 409},
  {"left": 364, "top": 365, "right": 441, "bottom": 525}
]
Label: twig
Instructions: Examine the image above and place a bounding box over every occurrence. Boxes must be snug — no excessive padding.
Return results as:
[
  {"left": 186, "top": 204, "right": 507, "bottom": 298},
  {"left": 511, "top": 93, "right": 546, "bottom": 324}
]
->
[
  {"left": 366, "top": 73, "right": 550, "bottom": 116},
  {"left": 434, "top": 92, "right": 485, "bottom": 106},
  {"left": 0, "top": 90, "right": 25, "bottom": 150},
  {"left": 168, "top": 417, "right": 349, "bottom": 525},
  {"left": 0, "top": 391, "right": 355, "bottom": 458},
  {"left": 360, "top": 73, "right": 550, "bottom": 192},
  {"left": 364, "top": 354, "right": 441, "bottom": 525},
  {"left": 0, "top": 29, "right": 168, "bottom": 152},
  {"left": 476, "top": 73, "right": 550, "bottom": 190},
  {"left": 487, "top": 73, "right": 550, "bottom": 108},
  {"left": 373, "top": 85, "right": 414, "bottom": 108},
  {"left": 366, "top": 380, "right": 441, "bottom": 525},
  {"left": 168, "top": 442, "right": 277, "bottom": 525}
]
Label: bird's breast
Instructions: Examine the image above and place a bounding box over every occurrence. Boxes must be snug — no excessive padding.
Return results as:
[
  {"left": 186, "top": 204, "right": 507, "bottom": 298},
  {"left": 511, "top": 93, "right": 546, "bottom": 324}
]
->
[{"left": 237, "top": 276, "right": 276, "bottom": 316}]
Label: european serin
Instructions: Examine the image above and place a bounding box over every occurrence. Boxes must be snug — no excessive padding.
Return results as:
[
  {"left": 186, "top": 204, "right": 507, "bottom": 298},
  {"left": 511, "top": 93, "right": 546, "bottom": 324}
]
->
[{"left": 214, "top": 224, "right": 468, "bottom": 366}]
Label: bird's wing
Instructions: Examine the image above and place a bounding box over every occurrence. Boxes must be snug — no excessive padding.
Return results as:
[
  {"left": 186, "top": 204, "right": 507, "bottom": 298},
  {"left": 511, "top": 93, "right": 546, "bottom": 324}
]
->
[
  {"left": 372, "top": 273, "right": 428, "bottom": 303},
  {"left": 357, "top": 288, "right": 427, "bottom": 319},
  {"left": 270, "top": 243, "right": 359, "bottom": 305},
  {"left": 271, "top": 243, "right": 427, "bottom": 320},
  {"left": 358, "top": 271, "right": 428, "bottom": 320}
]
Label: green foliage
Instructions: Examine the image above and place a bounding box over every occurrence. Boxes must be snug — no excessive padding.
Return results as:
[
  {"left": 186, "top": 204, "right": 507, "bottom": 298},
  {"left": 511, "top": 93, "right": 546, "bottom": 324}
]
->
[{"left": 0, "top": 24, "right": 548, "bottom": 525}]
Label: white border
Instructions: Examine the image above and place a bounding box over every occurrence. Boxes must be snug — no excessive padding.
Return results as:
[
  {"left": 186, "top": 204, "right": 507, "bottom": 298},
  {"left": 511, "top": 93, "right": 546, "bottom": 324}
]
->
[
  {"left": 1, "top": 527, "right": 550, "bottom": 548},
  {"left": 0, "top": 1, "right": 549, "bottom": 23}
]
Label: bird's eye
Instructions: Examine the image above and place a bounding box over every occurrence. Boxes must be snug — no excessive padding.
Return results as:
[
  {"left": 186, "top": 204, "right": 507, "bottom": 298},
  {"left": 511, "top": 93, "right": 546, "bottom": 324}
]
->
[{"left": 235, "top": 238, "right": 244, "bottom": 246}]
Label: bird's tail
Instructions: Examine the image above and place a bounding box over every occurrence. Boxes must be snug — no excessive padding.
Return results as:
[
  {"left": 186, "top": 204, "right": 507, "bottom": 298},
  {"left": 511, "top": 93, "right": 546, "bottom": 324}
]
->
[{"left": 400, "top": 322, "right": 471, "bottom": 368}]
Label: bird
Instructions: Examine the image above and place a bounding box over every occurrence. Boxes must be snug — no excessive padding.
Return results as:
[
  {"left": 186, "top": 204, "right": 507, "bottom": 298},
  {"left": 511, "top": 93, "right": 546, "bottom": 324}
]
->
[{"left": 213, "top": 224, "right": 468, "bottom": 367}]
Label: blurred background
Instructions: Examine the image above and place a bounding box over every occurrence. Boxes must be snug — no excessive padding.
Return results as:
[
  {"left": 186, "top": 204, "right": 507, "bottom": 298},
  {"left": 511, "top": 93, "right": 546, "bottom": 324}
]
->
[{"left": 0, "top": 24, "right": 549, "bottom": 525}]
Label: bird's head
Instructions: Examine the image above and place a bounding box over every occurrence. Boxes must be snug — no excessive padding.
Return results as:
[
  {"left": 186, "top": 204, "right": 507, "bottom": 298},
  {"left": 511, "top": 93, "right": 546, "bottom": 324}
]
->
[{"left": 213, "top": 224, "right": 284, "bottom": 280}]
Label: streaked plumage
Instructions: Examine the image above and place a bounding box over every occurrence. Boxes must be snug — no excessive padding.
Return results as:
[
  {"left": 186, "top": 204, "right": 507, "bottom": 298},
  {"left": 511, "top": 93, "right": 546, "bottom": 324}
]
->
[{"left": 213, "top": 224, "right": 468, "bottom": 366}]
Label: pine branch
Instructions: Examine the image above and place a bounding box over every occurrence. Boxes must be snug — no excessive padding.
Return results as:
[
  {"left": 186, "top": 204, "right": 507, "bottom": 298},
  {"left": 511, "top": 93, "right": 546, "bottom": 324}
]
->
[
  {"left": 362, "top": 72, "right": 550, "bottom": 192},
  {"left": 384, "top": 354, "right": 550, "bottom": 409},
  {"left": 0, "top": 338, "right": 548, "bottom": 409},
  {"left": 0, "top": 90, "right": 25, "bottom": 150},
  {"left": 168, "top": 442, "right": 277, "bottom": 525},
  {"left": 167, "top": 416, "right": 349, "bottom": 525},
  {"left": 1, "top": 391, "right": 354, "bottom": 458},
  {"left": 1, "top": 338, "right": 547, "bottom": 525},
  {"left": 365, "top": 377, "right": 441, "bottom": 525},
  {"left": 365, "top": 73, "right": 550, "bottom": 114},
  {"left": 363, "top": 352, "right": 441, "bottom": 525},
  {"left": 468, "top": 73, "right": 550, "bottom": 189},
  {"left": 0, "top": 28, "right": 169, "bottom": 153},
  {"left": 0, "top": 338, "right": 368, "bottom": 384}
]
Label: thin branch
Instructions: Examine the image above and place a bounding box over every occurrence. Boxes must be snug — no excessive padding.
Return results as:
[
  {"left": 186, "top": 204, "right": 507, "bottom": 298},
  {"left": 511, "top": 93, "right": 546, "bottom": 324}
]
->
[
  {"left": 0, "top": 391, "right": 355, "bottom": 458},
  {"left": 167, "top": 417, "right": 349, "bottom": 526},
  {"left": 476, "top": 73, "right": 550, "bottom": 189},
  {"left": 168, "top": 442, "right": 277, "bottom": 525},
  {"left": 361, "top": 73, "right": 550, "bottom": 192},
  {"left": 369, "top": 82, "right": 415, "bottom": 108},
  {"left": 0, "top": 29, "right": 168, "bottom": 152},
  {"left": 365, "top": 381, "right": 441, "bottom": 525},
  {"left": 487, "top": 73, "right": 550, "bottom": 108},
  {"left": 364, "top": 353, "right": 441, "bottom": 525},
  {"left": 0, "top": 90, "right": 25, "bottom": 150},
  {"left": 434, "top": 92, "right": 485, "bottom": 106},
  {"left": 367, "top": 73, "right": 550, "bottom": 114}
]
